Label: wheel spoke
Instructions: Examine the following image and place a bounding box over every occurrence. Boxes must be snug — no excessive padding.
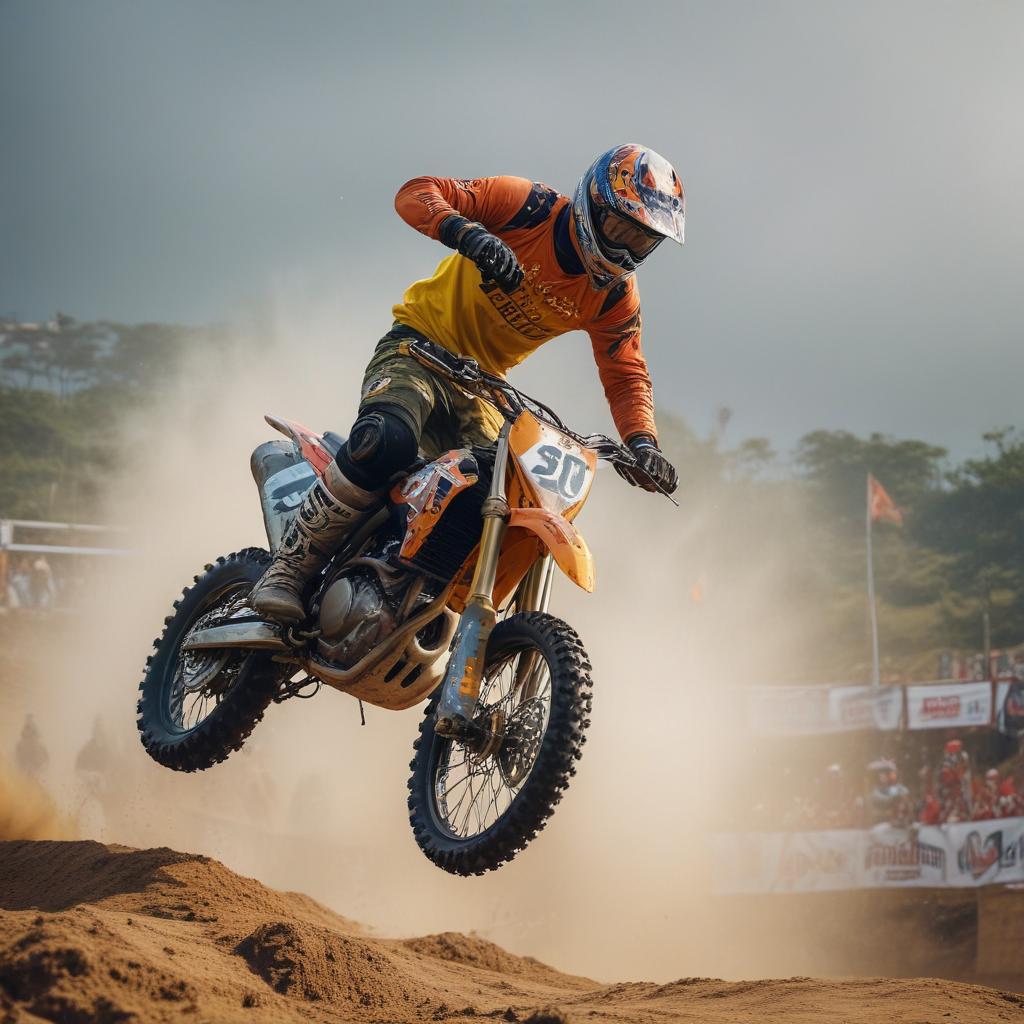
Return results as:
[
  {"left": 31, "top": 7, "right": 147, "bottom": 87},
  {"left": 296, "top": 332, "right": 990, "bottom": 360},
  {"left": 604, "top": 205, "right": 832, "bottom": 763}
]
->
[
  {"left": 411, "top": 614, "right": 593, "bottom": 874},
  {"left": 432, "top": 639, "right": 553, "bottom": 841},
  {"left": 164, "top": 582, "right": 251, "bottom": 735}
]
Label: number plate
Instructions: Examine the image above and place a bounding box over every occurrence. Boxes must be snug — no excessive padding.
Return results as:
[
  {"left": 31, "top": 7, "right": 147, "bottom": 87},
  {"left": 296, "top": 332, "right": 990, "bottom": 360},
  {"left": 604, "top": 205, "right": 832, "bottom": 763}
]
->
[{"left": 509, "top": 412, "right": 596, "bottom": 515}]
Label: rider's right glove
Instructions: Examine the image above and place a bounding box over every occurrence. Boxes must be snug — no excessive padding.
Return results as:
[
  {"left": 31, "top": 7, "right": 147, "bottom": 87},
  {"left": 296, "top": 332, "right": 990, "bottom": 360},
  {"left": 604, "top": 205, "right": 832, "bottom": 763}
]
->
[
  {"left": 439, "top": 215, "right": 524, "bottom": 294},
  {"left": 615, "top": 434, "right": 679, "bottom": 495}
]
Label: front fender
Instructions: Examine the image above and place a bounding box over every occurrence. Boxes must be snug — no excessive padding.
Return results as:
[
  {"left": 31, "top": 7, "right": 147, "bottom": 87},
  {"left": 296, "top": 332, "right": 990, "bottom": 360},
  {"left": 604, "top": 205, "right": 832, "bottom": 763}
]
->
[{"left": 507, "top": 508, "right": 594, "bottom": 592}]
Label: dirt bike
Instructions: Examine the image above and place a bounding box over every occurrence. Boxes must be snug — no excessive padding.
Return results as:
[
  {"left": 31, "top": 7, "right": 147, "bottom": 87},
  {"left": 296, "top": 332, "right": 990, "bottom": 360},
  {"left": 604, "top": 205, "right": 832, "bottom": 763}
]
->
[{"left": 137, "top": 337, "right": 674, "bottom": 874}]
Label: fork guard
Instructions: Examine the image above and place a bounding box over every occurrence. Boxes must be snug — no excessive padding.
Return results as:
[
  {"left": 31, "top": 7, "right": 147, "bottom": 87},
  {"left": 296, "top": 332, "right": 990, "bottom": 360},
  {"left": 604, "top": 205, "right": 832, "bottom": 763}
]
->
[{"left": 506, "top": 508, "right": 595, "bottom": 593}]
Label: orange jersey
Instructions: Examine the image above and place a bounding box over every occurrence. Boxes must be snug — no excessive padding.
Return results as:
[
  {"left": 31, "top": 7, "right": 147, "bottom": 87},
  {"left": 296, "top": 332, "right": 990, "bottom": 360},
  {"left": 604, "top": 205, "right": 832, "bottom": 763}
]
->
[{"left": 392, "top": 175, "right": 657, "bottom": 442}]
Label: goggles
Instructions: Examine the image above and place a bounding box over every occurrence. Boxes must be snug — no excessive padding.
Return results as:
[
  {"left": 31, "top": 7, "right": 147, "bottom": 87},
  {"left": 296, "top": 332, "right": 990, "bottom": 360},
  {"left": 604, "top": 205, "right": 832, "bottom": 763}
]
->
[{"left": 596, "top": 208, "right": 664, "bottom": 261}]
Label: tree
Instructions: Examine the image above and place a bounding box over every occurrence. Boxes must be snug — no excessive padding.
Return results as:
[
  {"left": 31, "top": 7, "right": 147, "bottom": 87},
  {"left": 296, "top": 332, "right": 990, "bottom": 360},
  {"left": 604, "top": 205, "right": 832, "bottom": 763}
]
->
[
  {"left": 0, "top": 314, "right": 109, "bottom": 397},
  {"left": 795, "top": 430, "right": 947, "bottom": 530},
  {"left": 915, "top": 429, "right": 1024, "bottom": 646}
]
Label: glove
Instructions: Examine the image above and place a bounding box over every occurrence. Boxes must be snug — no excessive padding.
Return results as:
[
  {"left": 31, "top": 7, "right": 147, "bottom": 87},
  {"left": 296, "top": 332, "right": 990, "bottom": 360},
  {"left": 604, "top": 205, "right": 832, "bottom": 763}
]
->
[
  {"left": 615, "top": 435, "right": 678, "bottom": 494},
  {"left": 439, "top": 215, "right": 523, "bottom": 293}
]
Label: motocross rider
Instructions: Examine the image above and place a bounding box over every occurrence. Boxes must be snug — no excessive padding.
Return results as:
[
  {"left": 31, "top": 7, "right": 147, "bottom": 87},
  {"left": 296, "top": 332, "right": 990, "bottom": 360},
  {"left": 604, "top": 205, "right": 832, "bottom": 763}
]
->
[{"left": 250, "top": 144, "right": 685, "bottom": 623}]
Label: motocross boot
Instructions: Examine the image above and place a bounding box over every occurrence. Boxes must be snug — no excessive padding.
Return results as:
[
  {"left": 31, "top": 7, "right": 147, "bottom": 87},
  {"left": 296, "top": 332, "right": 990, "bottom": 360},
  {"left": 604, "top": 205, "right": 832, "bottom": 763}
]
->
[{"left": 249, "top": 462, "right": 383, "bottom": 624}]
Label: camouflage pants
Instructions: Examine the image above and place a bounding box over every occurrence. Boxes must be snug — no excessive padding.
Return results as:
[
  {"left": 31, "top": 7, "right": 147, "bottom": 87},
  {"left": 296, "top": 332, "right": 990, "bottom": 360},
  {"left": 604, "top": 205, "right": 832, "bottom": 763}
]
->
[{"left": 358, "top": 325, "right": 503, "bottom": 460}]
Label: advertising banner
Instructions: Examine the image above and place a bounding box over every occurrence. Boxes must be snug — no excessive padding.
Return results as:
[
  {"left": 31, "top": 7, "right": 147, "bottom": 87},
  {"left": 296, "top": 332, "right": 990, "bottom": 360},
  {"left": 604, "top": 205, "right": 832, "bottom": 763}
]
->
[
  {"left": 905, "top": 681, "right": 992, "bottom": 730},
  {"left": 827, "top": 685, "right": 903, "bottom": 732},
  {"left": 945, "top": 818, "right": 1024, "bottom": 887},
  {"left": 744, "top": 686, "right": 830, "bottom": 736},
  {"left": 770, "top": 830, "right": 864, "bottom": 892},
  {"left": 709, "top": 830, "right": 861, "bottom": 894},
  {"left": 712, "top": 816, "right": 1024, "bottom": 893},
  {"left": 996, "top": 681, "right": 1024, "bottom": 736},
  {"left": 860, "top": 825, "right": 946, "bottom": 887},
  {"left": 745, "top": 685, "right": 903, "bottom": 736}
]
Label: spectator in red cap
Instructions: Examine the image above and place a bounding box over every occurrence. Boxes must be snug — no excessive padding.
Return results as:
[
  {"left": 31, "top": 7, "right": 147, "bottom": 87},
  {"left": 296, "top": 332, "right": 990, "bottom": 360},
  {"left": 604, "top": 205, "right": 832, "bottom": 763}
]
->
[
  {"left": 938, "top": 738, "right": 972, "bottom": 823},
  {"left": 972, "top": 768, "right": 1001, "bottom": 821}
]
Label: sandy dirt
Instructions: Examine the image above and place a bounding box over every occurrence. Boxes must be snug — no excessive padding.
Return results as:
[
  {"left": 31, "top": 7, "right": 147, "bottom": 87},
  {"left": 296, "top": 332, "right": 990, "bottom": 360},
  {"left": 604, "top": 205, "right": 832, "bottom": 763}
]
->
[{"left": 1, "top": 840, "right": 1023, "bottom": 1023}]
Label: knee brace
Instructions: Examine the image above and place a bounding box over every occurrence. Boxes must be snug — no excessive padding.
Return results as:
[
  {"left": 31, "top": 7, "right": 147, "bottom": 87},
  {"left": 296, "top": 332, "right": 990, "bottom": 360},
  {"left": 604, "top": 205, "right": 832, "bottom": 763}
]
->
[{"left": 335, "top": 408, "right": 417, "bottom": 490}]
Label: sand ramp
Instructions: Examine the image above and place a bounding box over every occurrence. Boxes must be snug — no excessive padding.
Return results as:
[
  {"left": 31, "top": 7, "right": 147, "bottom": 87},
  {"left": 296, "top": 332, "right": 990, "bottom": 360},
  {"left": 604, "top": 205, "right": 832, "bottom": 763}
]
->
[{"left": 1, "top": 840, "right": 1022, "bottom": 1023}]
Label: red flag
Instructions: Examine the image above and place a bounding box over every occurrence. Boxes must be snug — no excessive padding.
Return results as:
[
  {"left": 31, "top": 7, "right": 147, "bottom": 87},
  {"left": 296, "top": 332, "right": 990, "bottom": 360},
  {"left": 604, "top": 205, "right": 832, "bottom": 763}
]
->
[{"left": 868, "top": 474, "right": 903, "bottom": 525}]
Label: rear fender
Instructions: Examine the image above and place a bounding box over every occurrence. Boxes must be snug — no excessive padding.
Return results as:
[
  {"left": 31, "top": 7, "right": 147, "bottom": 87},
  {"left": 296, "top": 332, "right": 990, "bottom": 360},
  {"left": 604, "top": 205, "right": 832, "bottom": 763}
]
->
[
  {"left": 264, "top": 414, "right": 334, "bottom": 478},
  {"left": 506, "top": 507, "right": 594, "bottom": 592}
]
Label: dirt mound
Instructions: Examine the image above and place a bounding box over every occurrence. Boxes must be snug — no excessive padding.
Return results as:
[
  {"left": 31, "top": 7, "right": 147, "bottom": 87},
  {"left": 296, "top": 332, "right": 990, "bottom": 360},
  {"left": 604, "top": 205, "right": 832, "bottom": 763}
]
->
[
  {"left": 1, "top": 840, "right": 1023, "bottom": 1023},
  {"left": 401, "top": 931, "right": 572, "bottom": 982},
  {"left": 238, "top": 920, "right": 446, "bottom": 1010},
  {"left": 0, "top": 908, "right": 200, "bottom": 1021},
  {"left": 0, "top": 839, "right": 358, "bottom": 932}
]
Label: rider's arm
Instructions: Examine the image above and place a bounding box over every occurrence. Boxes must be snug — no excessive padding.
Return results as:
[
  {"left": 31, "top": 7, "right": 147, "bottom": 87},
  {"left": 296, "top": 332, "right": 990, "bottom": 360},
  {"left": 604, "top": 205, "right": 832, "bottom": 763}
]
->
[
  {"left": 395, "top": 176, "right": 534, "bottom": 238},
  {"left": 587, "top": 280, "right": 658, "bottom": 444}
]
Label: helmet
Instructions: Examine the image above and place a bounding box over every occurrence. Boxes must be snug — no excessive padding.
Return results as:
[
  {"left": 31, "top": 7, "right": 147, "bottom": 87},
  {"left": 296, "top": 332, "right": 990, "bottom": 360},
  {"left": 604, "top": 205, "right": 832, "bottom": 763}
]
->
[{"left": 572, "top": 143, "right": 685, "bottom": 290}]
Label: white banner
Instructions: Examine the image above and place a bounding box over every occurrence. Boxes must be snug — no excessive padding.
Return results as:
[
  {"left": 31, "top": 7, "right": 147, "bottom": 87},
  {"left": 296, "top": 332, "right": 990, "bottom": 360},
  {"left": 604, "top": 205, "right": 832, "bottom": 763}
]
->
[
  {"left": 709, "top": 830, "right": 864, "bottom": 894},
  {"left": 771, "top": 830, "right": 864, "bottom": 892},
  {"left": 905, "top": 681, "right": 992, "bottom": 730},
  {"left": 744, "top": 686, "right": 830, "bottom": 736},
  {"left": 711, "top": 816, "right": 1024, "bottom": 893},
  {"left": 827, "top": 685, "right": 903, "bottom": 732},
  {"left": 945, "top": 818, "right": 1024, "bottom": 887},
  {"left": 745, "top": 685, "right": 902, "bottom": 736},
  {"left": 861, "top": 825, "right": 947, "bottom": 887}
]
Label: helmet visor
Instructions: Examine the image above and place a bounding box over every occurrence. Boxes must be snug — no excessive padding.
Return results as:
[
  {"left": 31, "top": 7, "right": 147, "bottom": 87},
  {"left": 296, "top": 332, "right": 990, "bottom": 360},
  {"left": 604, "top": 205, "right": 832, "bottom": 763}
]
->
[
  {"left": 629, "top": 152, "right": 686, "bottom": 244},
  {"left": 598, "top": 209, "right": 664, "bottom": 259}
]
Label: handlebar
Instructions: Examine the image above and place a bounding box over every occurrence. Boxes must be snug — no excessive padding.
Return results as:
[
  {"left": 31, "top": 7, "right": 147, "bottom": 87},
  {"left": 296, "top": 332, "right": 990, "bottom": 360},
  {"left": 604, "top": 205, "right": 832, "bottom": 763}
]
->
[{"left": 399, "top": 336, "right": 679, "bottom": 505}]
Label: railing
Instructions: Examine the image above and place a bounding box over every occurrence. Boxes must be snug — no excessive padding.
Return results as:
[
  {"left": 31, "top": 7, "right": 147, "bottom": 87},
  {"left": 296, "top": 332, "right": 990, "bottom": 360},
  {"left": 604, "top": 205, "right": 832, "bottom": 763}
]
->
[{"left": 0, "top": 518, "right": 131, "bottom": 612}]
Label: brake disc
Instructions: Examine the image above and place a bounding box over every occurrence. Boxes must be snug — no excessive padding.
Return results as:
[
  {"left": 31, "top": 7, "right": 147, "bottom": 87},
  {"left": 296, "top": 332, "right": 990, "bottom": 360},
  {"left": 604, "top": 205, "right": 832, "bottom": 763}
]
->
[
  {"left": 179, "top": 606, "right": 235, "bottom": 694},
  {"left": 179, "top": 647, "right": 231, "bottom": 694},
  {"left": 497, "top": 698, "right": 546, "bottom": 787}
]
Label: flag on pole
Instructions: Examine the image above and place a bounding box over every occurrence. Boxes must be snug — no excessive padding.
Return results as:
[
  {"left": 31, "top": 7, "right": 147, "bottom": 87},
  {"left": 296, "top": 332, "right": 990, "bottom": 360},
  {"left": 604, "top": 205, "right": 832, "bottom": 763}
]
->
[{"left": 868, "top": 474, "right": 903, "bottom": 526}]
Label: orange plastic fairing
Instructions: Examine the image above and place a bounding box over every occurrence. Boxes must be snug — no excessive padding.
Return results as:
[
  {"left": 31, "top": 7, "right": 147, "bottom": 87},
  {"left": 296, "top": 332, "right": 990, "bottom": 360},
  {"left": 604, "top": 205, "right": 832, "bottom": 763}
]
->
[
  {"left": 506, "top": 507, "right": 595, "bottom": 592},
  {"left": 508, "top": 411, "right": 596, "bottom": 521},
  {"left": 391, "top": 450, "right": 479, "bottom": 561},
  {"left": 265, "top": 414, "right": 334, "bottom": 478}
]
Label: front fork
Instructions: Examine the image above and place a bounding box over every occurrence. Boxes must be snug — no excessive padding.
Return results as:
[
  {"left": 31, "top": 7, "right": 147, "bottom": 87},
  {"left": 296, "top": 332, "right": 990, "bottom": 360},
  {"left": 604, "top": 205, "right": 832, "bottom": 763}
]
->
[
  {"left": 435, "top": 426, "right": 510, "bottom": 739},
  {"left": 434, "top": 427, "right": 559, "bottom": 741}
]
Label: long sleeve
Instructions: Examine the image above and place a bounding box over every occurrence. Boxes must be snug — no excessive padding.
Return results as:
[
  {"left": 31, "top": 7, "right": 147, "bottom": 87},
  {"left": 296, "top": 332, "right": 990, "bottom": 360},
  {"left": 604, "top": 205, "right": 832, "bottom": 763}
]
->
[
  {"left": 394, "top": 175, "right": 534, "bottom": 239},
  {"left": 587, "top": 280, "right": 657, "bottom": 442}
]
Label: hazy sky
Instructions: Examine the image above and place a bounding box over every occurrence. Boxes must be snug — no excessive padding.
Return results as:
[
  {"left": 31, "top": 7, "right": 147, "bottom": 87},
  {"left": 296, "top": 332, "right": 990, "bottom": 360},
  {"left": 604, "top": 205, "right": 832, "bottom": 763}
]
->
[{"left": 2, "top": 1, "right": 1022, "bottom": 459}]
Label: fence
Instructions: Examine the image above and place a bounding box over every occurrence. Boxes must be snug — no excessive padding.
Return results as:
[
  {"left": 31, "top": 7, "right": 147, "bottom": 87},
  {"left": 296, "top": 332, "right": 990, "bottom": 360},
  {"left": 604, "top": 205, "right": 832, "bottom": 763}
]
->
[
  {"left": 0, "top": 519, "right": 130, "bottom": 611},
  {"left": 711, "top": 817, "right": 1024, "bottom": 893}
]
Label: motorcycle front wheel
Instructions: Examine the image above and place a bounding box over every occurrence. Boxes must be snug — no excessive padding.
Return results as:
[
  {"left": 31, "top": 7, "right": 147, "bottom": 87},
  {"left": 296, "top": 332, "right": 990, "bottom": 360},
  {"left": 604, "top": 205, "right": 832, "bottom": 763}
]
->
[{"left": 407, "top": 612, "right": 593, "bottom": 875}]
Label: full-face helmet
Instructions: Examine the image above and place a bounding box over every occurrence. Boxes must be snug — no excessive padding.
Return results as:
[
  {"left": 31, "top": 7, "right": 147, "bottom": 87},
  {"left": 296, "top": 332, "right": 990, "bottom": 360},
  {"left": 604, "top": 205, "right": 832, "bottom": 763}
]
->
[{"left": 571, "top": 143, "right": 685, "bottom": 290}]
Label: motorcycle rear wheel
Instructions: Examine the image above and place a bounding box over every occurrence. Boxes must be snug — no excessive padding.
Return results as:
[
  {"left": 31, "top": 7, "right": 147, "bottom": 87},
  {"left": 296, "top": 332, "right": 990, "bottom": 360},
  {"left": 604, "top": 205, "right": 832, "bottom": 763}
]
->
[
  {"left": 407, "top": 612, "right": 593, "bottom": 875},
  {"left": 137, "top": 548, "right": 286, "bottom": 772}
]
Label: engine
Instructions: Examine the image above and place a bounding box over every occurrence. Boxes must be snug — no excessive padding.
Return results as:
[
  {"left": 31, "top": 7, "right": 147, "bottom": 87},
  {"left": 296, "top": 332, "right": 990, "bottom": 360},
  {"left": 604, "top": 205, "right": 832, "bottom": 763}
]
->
[
  {"left": 314, "top": 446, "right": 495, "bottom": 669},
  {"left": 316, "top": 567, "right": 402, "bottom": 667}
]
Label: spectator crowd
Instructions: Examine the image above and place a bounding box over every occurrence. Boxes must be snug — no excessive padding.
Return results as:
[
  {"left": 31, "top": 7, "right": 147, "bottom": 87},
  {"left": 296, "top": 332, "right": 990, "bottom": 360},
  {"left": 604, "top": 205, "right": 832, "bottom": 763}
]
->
[
  {"left": 1, "top": 553, "right": 90, "bottom": 610},
  {"left": 742, "top": 738, "right": 1024, "bottom": 832}
]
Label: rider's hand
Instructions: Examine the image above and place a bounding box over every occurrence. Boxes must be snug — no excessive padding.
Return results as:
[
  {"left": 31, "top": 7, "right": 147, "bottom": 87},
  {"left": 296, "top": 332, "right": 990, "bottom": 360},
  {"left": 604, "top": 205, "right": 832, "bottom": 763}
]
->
[
  {"left": 616, "top": 435, "right": 678, "bottom": 494},
  {"left": 439, "top": 215, "right": 524, "bottom": 293}
]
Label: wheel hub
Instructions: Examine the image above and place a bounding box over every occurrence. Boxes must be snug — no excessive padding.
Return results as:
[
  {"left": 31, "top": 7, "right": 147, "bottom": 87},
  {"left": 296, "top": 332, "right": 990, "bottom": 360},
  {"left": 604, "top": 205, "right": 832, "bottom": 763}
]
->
[
  {"left": 497, "top": 698, "right": 545, "bottom": 786},
  {"left": 179, "top": 605, "right": 239, "bottom": 694}
]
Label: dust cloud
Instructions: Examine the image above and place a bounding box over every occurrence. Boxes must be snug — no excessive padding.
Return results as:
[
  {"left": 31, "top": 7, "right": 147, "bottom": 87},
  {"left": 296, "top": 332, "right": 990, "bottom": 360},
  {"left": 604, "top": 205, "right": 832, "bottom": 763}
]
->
[
  {"left": 4, "top": 280, "right": 857, "bottom": 985},
  {"left": 0, "top": 764, "right": 74, "bottom": 842}
]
